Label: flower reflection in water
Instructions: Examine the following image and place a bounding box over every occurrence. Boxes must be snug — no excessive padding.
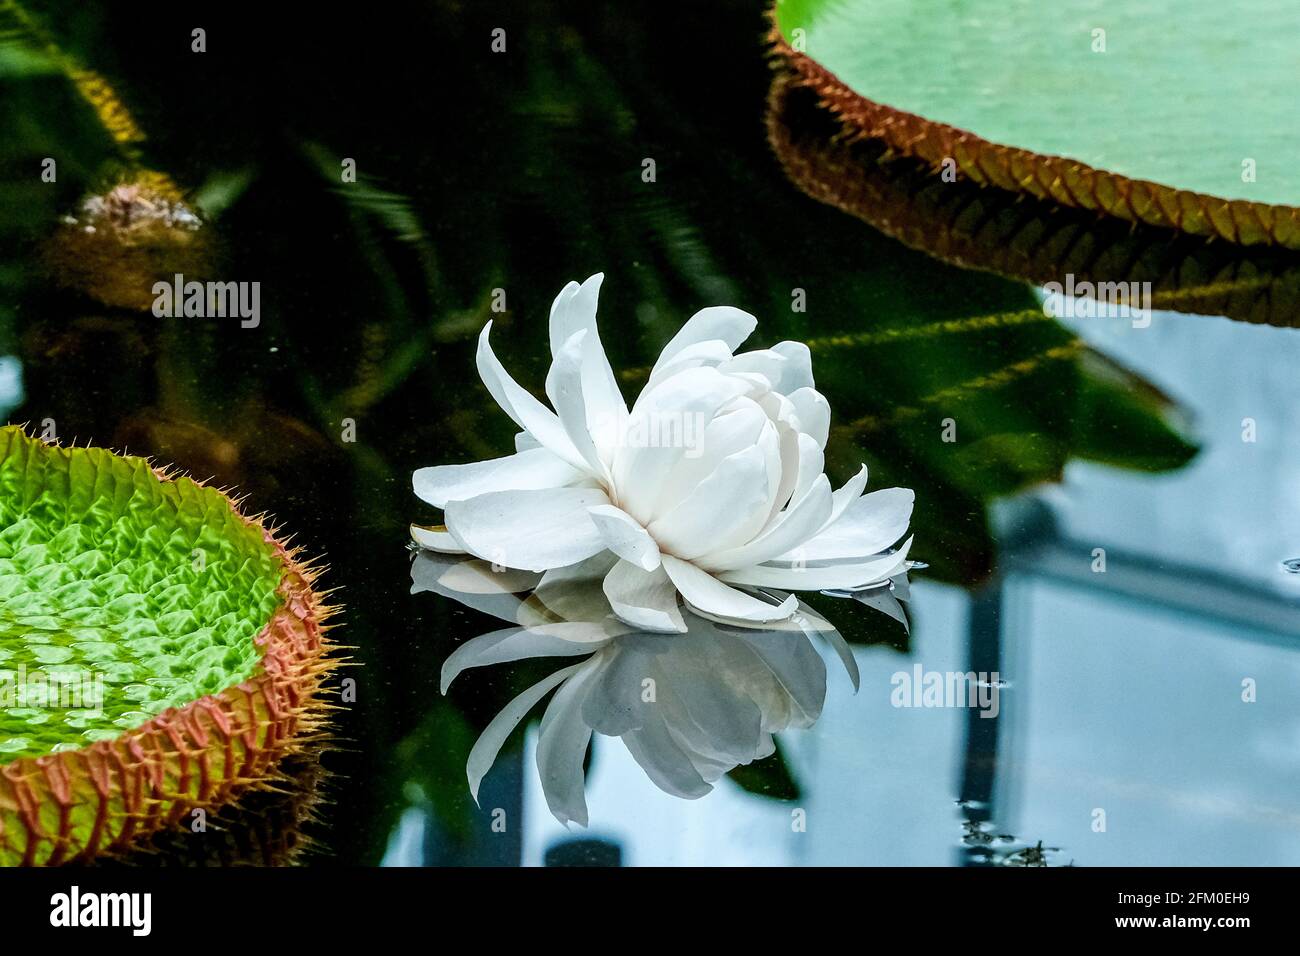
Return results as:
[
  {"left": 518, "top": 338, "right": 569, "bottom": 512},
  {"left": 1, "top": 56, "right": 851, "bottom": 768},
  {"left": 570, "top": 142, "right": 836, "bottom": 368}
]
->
[{"left": 412, "top": 550, "right": 911, "bottom": 826}]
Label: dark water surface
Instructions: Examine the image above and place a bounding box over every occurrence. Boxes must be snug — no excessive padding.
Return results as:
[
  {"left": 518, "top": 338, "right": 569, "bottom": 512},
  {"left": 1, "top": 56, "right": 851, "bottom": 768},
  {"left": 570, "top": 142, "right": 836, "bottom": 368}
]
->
[{"left": 1, "top": 0, "right": 1297, "bottom": 865}]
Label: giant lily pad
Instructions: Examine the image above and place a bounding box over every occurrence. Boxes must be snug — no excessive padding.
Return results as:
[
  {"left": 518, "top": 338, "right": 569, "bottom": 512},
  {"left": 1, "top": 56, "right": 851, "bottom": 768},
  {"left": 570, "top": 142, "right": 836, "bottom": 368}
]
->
[
  {"left": 767, "top": 71, "right": 1300, "bottom": 329},
  {"left": 772, "top": 0, "right": 1300, "bottom": 248},
  {"left": 0, "top": 428, "right": 332, "bottom": 865}
]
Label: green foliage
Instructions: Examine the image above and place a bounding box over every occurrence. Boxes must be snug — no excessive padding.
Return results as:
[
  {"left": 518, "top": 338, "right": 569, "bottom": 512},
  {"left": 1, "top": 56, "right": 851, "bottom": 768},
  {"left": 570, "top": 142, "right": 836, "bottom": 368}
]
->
[
  {"left": 0, "top": 428, "right": 283, "bottom": 761},
  {"left": 774, "top": 0, "right": 1300, "bottom": 206}
]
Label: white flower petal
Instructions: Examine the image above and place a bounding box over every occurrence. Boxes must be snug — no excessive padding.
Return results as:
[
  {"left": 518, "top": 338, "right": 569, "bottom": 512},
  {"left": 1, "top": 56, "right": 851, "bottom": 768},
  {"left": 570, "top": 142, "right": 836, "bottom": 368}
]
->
[
  {"left": 823, "top": 465, "right": 870, "bottom": 531},
  {"left": 721, "top": 537, "right": 913, "bottom": 591},
  {"left": 762, "top": 425, "right": 802, "bottom": 525},
  {"left": 651, "top": 305, "right": 757, "bottom": 379},
  {"left": 649, "top": 444, "right": 773, "bottom": 560},
  {"left": 701, "top": 474, "right": 833, "bottom": 572},
  {"left": 757, "top": 420, "right": 787, "bottom": 523},
  {"left": 785, "top": 487, "right": 914, "bottom": 563},
  {"left": 537, "top": 657, "right": 603, "bottom": 826},
  {"left": 787, "top": 386, "right": 830, "bottom": 448},
  {"left": 475, "top": 321, "right": 589, "bottom": 472},
  {"left": 717, "top": 349, "right": 786, "bottom": 390},
  {"left": 587, "top": 504, "right": 661, "bottom": 571},
  {"left": 409, "top": 523, "right": 465, "bottom": 553},
  {"left": 612, "top": 366, "right": 752, "bottom": 524},
  {"left": 718, "top": 341, "right": 814, "bottom": 396},
  {"left": 545, "top": 329, "right": 607, "bottom": 477},
  {"left": 649, "top": 398, "right": 766, "bottom": 513},
  {"left": 602, "top": 560, "right": 686, "bottom": 633},
  {"left": 441, "top": 623, "right": 610, "bottom": 694},
  {"left": 412, "top": 447, "right": 584, "bottom": 508},
  {"left": 788, "top": 431, "right": 826, "bottom": 507},
  {"left": 771, "top": 341, "right": 815, "bottom": 392},
  {"left": 466, "top": 662, "right": 584, "bottom": 804},
  {"left": 445, "top": 487, "right": 611, "bottom": 572},
  {"left": 645, "top": 339, "right": 735, "bottom": 390},
  {"left": 547, "top": 274, "right": 628, "bottom": 465},
  {"left": 661, "top": 554, "right": 798, "bottom": 623},
  {"left": 547, "top": 279, "right": 586, "bottom": 355}
]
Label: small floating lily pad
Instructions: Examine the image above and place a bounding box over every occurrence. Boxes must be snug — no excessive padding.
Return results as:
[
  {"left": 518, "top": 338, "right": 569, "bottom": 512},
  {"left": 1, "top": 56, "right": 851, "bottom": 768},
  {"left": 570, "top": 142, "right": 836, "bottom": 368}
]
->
[
  {"left": 772, "top": 0, "right": 1300, "bottom": 247},
  {"left": 0, "top": 427, "right": 332, "bottom": 865}
]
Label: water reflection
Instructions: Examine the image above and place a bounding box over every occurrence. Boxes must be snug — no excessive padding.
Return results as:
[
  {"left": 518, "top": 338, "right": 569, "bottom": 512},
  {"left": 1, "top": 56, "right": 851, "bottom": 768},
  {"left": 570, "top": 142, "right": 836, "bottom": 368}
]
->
[{"left": 412, "top": 551, "right": 909, "bottom": 826}]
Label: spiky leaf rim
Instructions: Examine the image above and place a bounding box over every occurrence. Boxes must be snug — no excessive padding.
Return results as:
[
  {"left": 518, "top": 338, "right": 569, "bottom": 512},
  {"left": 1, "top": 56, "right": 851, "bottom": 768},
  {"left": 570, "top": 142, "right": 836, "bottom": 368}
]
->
[{"left": 0, "top": 443, "right": 336, "bottom": 867}]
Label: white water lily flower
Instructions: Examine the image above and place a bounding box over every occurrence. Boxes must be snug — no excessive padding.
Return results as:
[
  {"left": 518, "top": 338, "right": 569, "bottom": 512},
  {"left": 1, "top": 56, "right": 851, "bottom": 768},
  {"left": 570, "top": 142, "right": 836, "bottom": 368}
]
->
[
  {"left": 413, "top": 551, "right": 893, "bottom": 826},
  {"left": 412, "top": 273, "right": 915, "bottom": 633}
]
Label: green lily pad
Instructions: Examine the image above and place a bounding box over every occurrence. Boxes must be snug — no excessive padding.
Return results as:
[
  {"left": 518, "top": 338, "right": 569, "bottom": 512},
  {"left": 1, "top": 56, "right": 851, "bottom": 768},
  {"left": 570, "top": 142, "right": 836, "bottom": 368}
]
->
[
  {"left": 773, "top": 0, "right": 1300, "bottom": 246},
  {"left": 767, "top": 73, "right": 1300, "bottom": 330},
  {"left": 0, "top": 427, "right": 332, "bottom": 865}
]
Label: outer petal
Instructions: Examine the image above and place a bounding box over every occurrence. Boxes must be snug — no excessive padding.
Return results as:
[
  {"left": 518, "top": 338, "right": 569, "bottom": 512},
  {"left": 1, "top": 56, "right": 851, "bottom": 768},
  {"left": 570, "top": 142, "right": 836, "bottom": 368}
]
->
[
  {"left": 661, "top": 554, "right": 798, "bottom": 624},
  {"left": 823, "top": 465, "right": 870, "bottom": 531},
  {"left": 476, "top": 321, "right": 589, "bottom": 472},
  {"left": 547, "top": 278, "right": 589, "bottom": 355},
  {"left": 545, "top": 329, "right": 607, "bottom": 477},
  {"left": 548, "top": 274, "right": 628, "bottom": 466},
  {"left": 781, "top": 488, "right": 914, "bottom": 563},
  {"left": 587, "top": 504, "right": 661, "bottom": 571},
  {"left": 466, "top": 662, "right": 584, "bottom": 803},
  {"left": 602, "top": 560, "right": 686, "bottom": 633},
  {"left": 445, "top": 487, "right": 611, "bottom": 572},
  {"left": 787, "top": 431, "right": 826, "bottom": 510},
  {"left": 409, "top": 523, "right": 465, "bottom": 553},
  {"left": 651, "top": 306, "right": 757, "bottom": 379},
  {"left": 721, "top": 537, "right": 913, "bottom": 591},
  {"left": 413, "top": 447, "right": 584, "bottom": 508},
  {"left": 771, "top": 341, "right": 815, "bottom": 393},
  {"left": 786, "top": 386, "right": 830, "bottom": 448}
]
